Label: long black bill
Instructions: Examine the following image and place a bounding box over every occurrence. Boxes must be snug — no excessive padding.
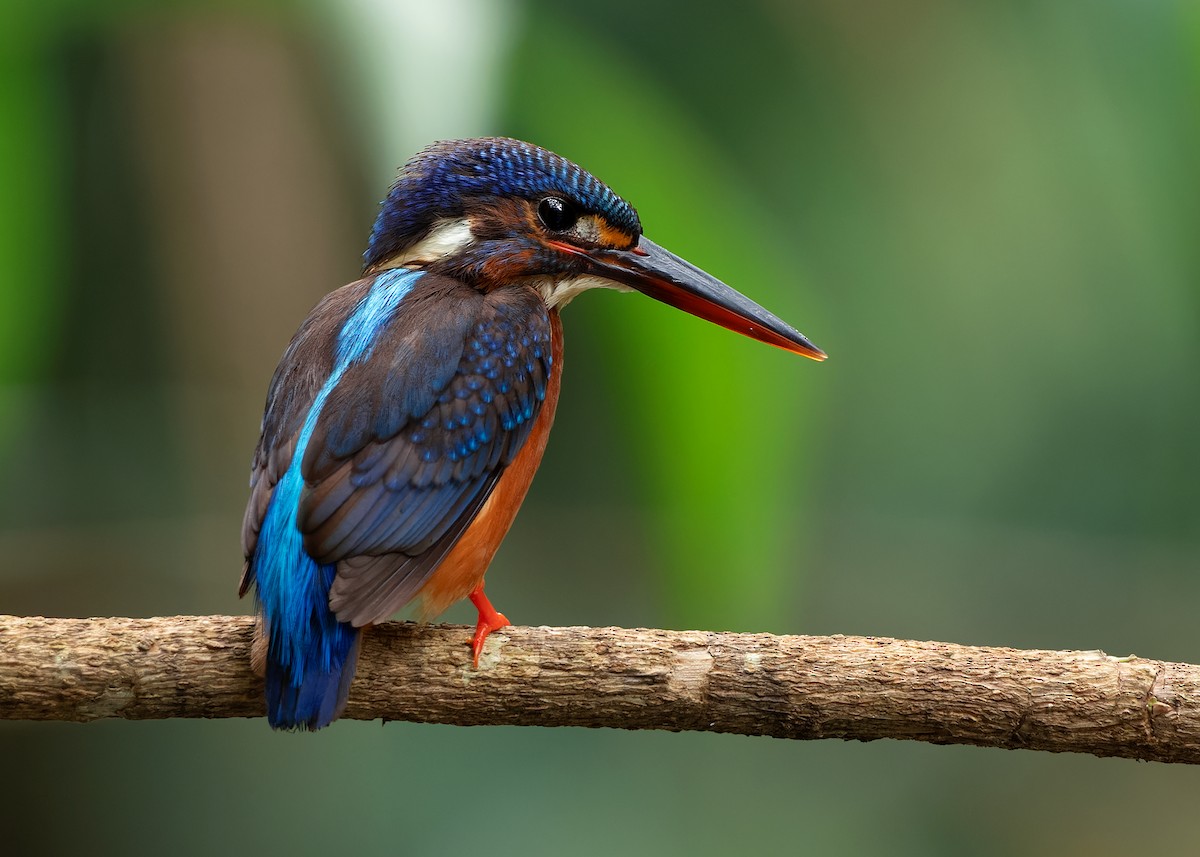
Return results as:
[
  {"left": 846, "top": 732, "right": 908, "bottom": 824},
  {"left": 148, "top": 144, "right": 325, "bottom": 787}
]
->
[{"left": 582, "top": 236, "right": 826, "bottom": 361}]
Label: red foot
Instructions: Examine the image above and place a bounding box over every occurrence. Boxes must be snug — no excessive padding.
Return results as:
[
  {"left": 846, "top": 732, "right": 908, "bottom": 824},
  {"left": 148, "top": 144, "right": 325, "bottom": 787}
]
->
[{"left": 468, "top": 582, "right": 509, "bottom": 668}]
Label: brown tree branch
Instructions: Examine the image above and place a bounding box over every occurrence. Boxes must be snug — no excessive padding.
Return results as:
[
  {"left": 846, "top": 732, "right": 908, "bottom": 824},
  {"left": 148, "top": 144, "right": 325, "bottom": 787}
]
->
[{"left": 0, "top": 614, "right": 1195, "bottom": 763}]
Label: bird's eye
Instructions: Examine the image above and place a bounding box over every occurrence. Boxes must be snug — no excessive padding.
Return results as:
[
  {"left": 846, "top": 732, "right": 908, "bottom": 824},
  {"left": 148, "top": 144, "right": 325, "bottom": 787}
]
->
[{"left": 537, "top": 197, "right": 578, "bottom": 232}]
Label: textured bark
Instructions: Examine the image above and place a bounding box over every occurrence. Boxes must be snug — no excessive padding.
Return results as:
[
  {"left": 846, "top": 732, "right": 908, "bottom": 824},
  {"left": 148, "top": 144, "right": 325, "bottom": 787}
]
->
[{"left": 0, "top": 614, "right": 1195, "bottom": 763}]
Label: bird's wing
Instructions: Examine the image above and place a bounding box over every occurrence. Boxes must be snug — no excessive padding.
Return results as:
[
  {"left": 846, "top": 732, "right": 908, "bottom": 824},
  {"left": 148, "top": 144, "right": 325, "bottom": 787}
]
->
[
  {"left": 239, "top": 282, "right": 374, "bottom": 596},
  {"left": 298, "top": 276, "right": 553, "bottom": 624}
]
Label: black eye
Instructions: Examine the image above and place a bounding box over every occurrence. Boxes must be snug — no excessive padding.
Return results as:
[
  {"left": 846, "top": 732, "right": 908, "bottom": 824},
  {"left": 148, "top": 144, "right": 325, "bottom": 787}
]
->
[{"left": 537, "top": 197, "right": 578, "bottom": 232}]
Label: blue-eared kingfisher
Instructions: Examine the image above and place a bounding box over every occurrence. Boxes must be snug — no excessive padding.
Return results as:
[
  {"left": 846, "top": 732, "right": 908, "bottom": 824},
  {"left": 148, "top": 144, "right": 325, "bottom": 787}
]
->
[{"left": 240, "top": 137, "right": 825, "bottom": 730}]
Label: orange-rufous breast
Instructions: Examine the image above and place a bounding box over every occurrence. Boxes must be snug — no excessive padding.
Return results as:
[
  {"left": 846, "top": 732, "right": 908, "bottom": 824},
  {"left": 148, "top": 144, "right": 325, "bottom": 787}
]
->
[{"left": 415, "top": 310, "right": 564, "bottom": 620}]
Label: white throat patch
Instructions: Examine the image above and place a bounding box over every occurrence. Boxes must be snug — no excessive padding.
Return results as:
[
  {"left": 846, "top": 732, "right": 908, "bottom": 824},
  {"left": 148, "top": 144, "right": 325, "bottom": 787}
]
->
[{"left": 535, "top": 275, "right": 633, "bottom": 310}]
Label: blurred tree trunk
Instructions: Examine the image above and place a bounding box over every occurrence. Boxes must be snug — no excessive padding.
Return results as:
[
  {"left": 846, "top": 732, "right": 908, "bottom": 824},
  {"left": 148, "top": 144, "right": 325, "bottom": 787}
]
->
[{"left": 119, "top": 17, "right": 364, "bottom": 515}]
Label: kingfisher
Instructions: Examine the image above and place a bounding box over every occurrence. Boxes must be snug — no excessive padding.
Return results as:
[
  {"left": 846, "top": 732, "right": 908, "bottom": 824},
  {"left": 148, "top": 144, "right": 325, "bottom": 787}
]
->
[{"left": 240, "top": 137, "right": 825, "bottom": 730}]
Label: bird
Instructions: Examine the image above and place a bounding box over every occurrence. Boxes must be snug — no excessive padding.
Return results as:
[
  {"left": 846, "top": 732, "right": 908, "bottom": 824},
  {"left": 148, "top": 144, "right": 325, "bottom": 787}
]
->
[{"left": 240, "top": 137, "right": 825, "bottom": 730}]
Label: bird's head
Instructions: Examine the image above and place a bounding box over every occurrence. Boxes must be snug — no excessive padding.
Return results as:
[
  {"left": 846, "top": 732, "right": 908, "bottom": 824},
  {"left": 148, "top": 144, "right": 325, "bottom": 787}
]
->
[{"left": 364, "top": 137, "right": 825, "bottom": 360}]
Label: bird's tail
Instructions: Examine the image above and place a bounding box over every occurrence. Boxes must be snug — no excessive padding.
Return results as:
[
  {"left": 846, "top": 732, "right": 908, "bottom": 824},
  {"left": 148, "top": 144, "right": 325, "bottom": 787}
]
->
[{"left": 260, "top": 556, "right": 361, "bottom": 731}]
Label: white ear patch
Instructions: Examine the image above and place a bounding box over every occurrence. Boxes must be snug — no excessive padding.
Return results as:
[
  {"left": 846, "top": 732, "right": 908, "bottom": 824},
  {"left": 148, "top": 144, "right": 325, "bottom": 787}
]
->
[
  {"left": 388, "top": 218, "right": 475, "bottom": 268},
  {"left": 536, "top": 275, "right": 633, "bottom": 309}
]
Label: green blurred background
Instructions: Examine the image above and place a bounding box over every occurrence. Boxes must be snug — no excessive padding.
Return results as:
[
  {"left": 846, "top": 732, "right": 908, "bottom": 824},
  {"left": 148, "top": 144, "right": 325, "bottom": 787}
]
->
[{"left": 3, "top": 0, "right": 1199, "bottom": 853}]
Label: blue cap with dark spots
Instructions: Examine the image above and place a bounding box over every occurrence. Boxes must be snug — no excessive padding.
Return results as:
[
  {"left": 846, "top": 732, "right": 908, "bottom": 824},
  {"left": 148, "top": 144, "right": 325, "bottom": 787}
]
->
[{"left": 364, "top": 137, "right": 641, "bottom": 271}]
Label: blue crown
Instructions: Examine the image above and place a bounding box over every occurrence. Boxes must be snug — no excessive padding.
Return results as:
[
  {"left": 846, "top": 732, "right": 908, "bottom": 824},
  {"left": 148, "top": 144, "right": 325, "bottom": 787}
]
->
[{"left": 364, "top": 137, "right": 641, "bottom": 270}]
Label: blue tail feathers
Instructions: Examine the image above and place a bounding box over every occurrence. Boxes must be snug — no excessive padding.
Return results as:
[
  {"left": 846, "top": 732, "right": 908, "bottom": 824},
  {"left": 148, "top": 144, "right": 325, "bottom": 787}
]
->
[
  {"left": 252, "top": 445, "right": 361, "bottom": 729},
  {"left": 263, "top": 559, "right": 361, "bottom": 730}
]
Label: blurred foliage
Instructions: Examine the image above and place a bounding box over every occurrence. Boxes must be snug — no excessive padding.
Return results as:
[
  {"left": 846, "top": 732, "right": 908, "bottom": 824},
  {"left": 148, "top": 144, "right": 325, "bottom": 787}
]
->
[
  {"left": 0, "top": 4, "right": 66, "bottom": 453},
  {"left": 1, "top": 0, "right": 1199, "bottom": 855},
  {"left": 505, "top": 5, "right": 827, "bottom": 630}
]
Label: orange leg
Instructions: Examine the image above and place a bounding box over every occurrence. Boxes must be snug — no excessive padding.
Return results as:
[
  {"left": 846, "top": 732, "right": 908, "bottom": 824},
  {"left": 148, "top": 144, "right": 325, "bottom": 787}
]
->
[{"left": 468, "top": 581, "right": 509, "bottom": 668}]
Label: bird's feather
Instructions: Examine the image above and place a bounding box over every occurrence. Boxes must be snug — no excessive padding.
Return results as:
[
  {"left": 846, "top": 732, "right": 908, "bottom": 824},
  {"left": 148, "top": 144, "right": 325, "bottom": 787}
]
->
[{"left": 291, "top": 273, "right": 554, "bottom": 626}]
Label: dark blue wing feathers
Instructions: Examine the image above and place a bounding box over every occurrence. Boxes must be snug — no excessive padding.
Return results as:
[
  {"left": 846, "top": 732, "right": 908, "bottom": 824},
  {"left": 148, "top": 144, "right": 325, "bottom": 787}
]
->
[
  {"left": 298, "top": 277, "right": 550, "bottom": 566},
  {"left": 327, "top": 471, "right": 503, "bottom": 626}
]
